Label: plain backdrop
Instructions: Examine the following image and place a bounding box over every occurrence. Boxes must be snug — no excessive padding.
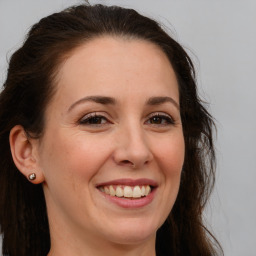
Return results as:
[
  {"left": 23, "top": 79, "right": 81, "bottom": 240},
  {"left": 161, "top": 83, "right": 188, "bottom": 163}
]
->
[{"left": 0, "top": 0, "right": 255, "bottom": 255}]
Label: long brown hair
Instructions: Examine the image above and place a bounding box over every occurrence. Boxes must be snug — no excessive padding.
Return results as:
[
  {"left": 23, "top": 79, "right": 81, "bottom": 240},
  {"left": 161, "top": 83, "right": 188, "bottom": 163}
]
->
[{"left": 0, "top": 3, "right": 222, "bottom": 255}]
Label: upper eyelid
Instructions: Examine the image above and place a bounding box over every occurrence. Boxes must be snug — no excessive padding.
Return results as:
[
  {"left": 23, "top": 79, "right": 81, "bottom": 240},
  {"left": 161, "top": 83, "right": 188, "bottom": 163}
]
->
[
  {"left": 78, "top": 111, "right": 175, "bottom": 123},
  {"left": 146, "top": 111, "right": 174, "bottom": 119},
  {"left": 80, "top": 112, "right": 109, "bottom": 119}
]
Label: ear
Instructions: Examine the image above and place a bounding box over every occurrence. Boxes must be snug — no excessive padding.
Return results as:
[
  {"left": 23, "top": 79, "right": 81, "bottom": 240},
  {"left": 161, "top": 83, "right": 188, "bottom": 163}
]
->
[{"left": 9, "top": 125, "right": 45, "bottom": 184}]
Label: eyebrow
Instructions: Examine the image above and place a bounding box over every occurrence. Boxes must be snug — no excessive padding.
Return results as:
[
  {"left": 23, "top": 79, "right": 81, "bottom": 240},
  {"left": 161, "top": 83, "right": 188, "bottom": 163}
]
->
[
  {"left": 68, "top": 95, "right": 179, "bottom": 112},
  {"left": 68, "top": 96, "right": 116, "bottom": 112},
  {"left": 146, "top": 96, "right": 179, "bottom": 109}
]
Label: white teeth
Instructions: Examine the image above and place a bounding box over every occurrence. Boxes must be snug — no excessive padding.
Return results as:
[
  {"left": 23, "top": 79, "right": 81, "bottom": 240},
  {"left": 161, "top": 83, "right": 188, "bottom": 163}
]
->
[
  {"left": 141, "top": 186, "right": 146, "bottom": 196},
  {"left": 133, "top": 186, "right": 142, "bottom": 198},
  {"left": 145, "top": 185, "right": 151, "bottom": 195},
  {"left": 104, "top": 186, "right": 110, "bottom": 195},
  {"left": 109, "top": 185, "right": 116, "bottom": 196},
  {"left": 123, "top": 186, "right": 133, "bottom": 198},
  {"left": 116, "top": 186, "right": 123, "bottom": 197},
  {"left": 100, "top": 185, "right": 153, "bottom": 198}
]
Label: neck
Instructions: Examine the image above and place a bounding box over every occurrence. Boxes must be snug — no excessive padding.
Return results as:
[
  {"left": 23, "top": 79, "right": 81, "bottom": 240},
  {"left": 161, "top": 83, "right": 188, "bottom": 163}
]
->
[{"left": 47, "top": 237, "right": 156, "bottom": 256}]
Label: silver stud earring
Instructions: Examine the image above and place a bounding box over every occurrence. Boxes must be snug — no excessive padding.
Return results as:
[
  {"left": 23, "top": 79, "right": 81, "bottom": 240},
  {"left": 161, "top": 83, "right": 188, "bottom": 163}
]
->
[{"left": 28, "top": 173, "right": 36, "bottom": 181}]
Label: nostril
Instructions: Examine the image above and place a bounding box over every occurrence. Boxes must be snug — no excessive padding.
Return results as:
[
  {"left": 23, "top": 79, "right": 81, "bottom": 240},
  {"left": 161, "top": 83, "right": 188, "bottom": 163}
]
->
[
  {"left": 121, "top": 160, "right": 133, "bottom": 165},
  {"left": 120, "top": 160, "right": 136, "bottom": 168}
]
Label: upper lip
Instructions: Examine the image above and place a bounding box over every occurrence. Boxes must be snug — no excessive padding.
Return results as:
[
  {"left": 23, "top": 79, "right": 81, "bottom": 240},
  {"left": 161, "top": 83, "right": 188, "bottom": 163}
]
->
[{"left": 96, "top": 178, "right": 158, "bottom": 187}]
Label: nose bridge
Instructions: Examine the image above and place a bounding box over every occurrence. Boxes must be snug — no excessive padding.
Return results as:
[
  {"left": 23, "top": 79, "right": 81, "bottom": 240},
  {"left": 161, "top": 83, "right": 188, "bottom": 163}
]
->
[
  {"left": 126, "top": 121, "right": 147, "bottom": 152},
  {"left": 113, "top": 118, "right": 152, "bottom": 168}
]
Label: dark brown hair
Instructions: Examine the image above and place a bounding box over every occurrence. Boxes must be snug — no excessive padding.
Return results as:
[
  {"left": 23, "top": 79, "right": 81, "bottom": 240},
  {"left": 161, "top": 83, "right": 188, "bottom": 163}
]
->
[{"left": 0, "top": 3, "right": 222, "bottom": 256}]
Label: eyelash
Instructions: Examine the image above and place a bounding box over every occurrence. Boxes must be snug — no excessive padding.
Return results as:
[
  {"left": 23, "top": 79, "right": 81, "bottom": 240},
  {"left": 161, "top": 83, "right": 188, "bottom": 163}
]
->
[
  {"left": 79, "top": 112, "right": 109, "bottom": 126},
  {"left": 79, "top": 112, "right": 175, "bottom": 127},
  {"left": 145, "top": 112, "right": 175, "bottom": 126}
]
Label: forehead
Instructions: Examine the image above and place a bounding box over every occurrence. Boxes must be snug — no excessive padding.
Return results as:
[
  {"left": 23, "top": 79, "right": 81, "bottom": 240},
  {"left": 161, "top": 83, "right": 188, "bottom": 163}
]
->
[{"left": 51, "top": 36, "right": 179, "bottom": 107}]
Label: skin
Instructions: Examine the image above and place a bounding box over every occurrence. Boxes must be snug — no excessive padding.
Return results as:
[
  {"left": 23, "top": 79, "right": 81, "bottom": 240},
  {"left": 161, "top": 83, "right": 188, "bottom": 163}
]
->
[{"left": 10, "top": 36, "right": 185, "bottom": 256}]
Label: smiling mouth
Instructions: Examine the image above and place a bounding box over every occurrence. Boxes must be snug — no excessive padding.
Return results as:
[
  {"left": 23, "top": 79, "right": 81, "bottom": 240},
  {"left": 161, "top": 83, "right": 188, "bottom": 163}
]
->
[{"left": 98, "top": 185, "right": 153, "bottom": 199}]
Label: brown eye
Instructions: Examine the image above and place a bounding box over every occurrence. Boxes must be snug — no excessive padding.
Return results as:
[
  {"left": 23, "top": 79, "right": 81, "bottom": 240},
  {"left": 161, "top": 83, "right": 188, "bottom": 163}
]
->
[
  {"left": 80, "top": 114, "right": 108, "bottom": 125},
  {"left": 146, "top": 113, "right": 174, "bottom": 126},
  {"left": 87, "top": 116, "right": 106, "bottom": 124},
  {"left": 150, "top": 116, "right": 163, "bottom": 124}
]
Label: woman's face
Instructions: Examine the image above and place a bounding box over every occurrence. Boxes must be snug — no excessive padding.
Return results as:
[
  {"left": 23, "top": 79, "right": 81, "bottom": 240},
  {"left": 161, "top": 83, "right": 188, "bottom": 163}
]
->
[{"left": 36, "top": 37, "right": 185, "bottom": 248}]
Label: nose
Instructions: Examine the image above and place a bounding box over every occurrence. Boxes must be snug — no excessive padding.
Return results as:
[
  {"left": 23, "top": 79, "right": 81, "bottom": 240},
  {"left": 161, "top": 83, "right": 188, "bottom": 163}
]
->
[{"left": 112, "top": 123, "right": 153, "bottom": 169}]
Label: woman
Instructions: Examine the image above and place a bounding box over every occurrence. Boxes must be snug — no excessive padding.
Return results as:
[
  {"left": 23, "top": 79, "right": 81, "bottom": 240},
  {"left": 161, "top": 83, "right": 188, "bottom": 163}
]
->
[{"left": 0, "top": 3, "right": 222, "bottom": 256}]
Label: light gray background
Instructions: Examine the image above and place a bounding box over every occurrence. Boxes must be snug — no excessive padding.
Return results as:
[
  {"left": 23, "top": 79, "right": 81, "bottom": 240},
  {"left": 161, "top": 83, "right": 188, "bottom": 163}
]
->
[{"left": 0, "top": 0, "right": 255, "bottom": 255}]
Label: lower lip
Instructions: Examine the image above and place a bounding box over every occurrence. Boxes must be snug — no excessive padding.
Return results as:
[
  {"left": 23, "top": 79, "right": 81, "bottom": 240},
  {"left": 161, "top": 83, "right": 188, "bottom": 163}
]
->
[{"left": 98, "top": 188, "right": 157, "bottom": 208}]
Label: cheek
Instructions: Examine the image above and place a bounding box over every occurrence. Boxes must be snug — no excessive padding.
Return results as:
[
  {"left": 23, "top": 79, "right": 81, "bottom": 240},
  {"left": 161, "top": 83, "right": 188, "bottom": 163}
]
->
[
  {"left": 153, "top": 133, "right": 185, "bottom": 176},
  {"left": 153, "top": 132, "right": 184, "bottom": 203},
  {"left": 40, "top": 132, "right": 112, "bottom": 183},
  {"left": 38, "top": 132, "right": 113, "bottom": 216},
  {"left": 150, "top": 133, "right": 184, "bottom": 223}
]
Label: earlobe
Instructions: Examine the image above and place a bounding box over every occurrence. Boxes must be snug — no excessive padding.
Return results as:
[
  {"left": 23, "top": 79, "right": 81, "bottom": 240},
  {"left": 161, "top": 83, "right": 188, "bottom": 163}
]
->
[{"left": 9, "top": 125, "right": 45, "bottom": 184}]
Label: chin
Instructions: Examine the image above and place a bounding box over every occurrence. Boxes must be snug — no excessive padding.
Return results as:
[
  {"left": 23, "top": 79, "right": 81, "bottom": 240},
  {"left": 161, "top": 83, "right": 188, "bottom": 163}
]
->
[{"left": 102, "top": 218, "right": 160, "bottom": 245}]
